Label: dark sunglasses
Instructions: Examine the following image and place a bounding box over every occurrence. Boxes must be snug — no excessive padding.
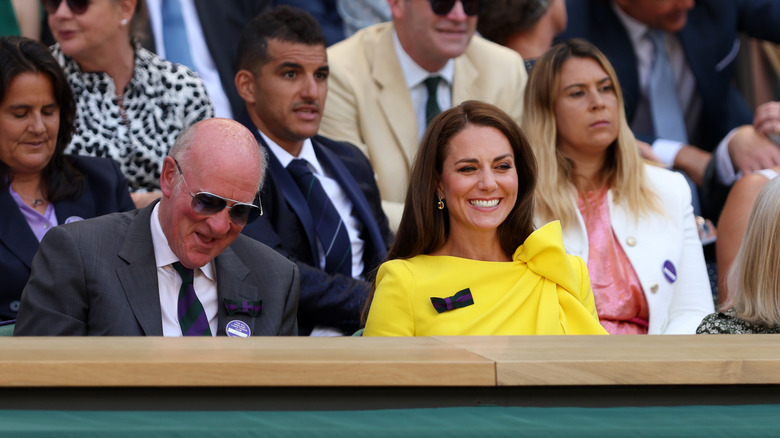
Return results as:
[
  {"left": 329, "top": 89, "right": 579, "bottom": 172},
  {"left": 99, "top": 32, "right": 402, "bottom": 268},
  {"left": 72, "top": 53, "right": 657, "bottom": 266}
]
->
[
  {"left": 42, "top": 0, "right": 90, "bottom": 15},
  {"left": 175, "top": 160, "right": 262, "bottom": 226},
  {"left": 429, "top": 0, "right": 484, "bottom": 16}
]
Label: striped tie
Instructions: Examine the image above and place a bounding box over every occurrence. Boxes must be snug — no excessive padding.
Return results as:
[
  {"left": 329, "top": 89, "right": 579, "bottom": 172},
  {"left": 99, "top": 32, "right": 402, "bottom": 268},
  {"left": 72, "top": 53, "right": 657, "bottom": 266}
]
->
[
  {"left": 287, "top": 159, "right": 352, "bottom": 277},
  {"left": 172, "top": 262, "right": 212, "bottom": 336}
]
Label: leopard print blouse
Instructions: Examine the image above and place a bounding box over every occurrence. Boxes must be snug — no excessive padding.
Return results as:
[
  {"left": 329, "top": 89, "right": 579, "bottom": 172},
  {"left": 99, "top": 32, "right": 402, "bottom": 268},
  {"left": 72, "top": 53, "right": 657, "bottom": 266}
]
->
[{"left": 52, "top": 44, "right": 215, "bottom": 192}]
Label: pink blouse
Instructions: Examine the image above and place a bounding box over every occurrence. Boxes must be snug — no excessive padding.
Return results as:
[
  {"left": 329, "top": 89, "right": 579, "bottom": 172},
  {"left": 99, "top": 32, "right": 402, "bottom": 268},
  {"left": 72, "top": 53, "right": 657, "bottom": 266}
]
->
[{"left": 578, "top": 187, "right": 649, "bottom": 335}]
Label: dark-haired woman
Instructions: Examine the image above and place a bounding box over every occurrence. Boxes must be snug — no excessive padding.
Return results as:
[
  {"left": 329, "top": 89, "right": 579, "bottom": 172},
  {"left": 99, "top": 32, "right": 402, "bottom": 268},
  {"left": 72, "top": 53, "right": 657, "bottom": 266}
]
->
[
  {"left": 363, "top": 100, "right": 607, "bottom": 336},
  {"left": 0, "top": 35, "right": 134, "bottom": 321}
]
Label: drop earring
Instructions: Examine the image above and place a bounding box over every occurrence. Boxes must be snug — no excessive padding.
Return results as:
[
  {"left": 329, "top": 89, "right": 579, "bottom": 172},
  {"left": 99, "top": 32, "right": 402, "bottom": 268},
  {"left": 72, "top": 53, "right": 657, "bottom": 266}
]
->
[{"left": 437, "top": 196, "right": 444, "bottom": 210}]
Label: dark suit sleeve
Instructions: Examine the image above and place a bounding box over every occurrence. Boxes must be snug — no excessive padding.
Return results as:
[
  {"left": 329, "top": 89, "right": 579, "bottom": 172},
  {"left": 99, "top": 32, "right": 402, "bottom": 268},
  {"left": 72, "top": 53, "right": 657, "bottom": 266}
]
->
[
  {"left": 242, "top": 215, "right": 369, "bottom": 334},
  {"left": 14, "top": 226, "right": 89, "bottom": 336}
]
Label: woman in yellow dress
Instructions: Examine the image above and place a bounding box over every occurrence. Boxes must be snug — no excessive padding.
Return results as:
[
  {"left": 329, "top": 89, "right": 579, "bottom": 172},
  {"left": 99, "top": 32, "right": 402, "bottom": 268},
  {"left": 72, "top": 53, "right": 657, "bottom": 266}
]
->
[{"left": 363, "top": 100, "right": 607, "bottom": 336}]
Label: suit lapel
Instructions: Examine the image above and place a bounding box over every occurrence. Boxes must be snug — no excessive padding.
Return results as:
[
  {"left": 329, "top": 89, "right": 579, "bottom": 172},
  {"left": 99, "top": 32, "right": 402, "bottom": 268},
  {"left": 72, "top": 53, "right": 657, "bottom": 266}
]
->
[
  {"left": 116, "top": 203, "right": 164, "bottom": 335},
  {"left": 373, "top": 25, "right": 418, "bottom": 168},
  {"left": 54, "top": 183, "right": 96, "bottom": 224},
  {"left": 0, "top": 190, "right": 39, "bottom": 269},
  {"left": 452, "top": 48, "right": 479, "bottom": 104},
  {"left": 237, "top": 111, "right": 320, "bottom": 260},
  {"left": 214, "top": 247, "right": 265, "bottom": 336},
  {"left": 313, "top": 140, "right": 387, "bottom": 263}
]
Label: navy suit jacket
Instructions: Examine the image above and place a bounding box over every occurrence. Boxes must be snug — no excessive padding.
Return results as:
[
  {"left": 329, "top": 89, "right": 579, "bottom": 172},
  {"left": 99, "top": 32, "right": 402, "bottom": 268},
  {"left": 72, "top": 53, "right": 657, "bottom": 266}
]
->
[
  {"left": 238, "top": 112, "right": 393, "bottom": 335},
  {"left": 0, "top": 155, "right": 135, "bottom": 321},
  {"left": 139, "top": 0, "right": 273, "bottom": 117},
  {"left": 561, "top": 0, "right": 780, "bottom": 152}
]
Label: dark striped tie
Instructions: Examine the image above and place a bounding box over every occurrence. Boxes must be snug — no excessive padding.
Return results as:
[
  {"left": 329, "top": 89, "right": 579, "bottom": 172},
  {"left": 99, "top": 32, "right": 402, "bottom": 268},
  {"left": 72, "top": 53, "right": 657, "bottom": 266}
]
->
[
  {"left": 172, "top": 262, "right": 212, "bottom": 336},
  {"left": 287, "top": 158, "right": 352, "bottom": 277}
]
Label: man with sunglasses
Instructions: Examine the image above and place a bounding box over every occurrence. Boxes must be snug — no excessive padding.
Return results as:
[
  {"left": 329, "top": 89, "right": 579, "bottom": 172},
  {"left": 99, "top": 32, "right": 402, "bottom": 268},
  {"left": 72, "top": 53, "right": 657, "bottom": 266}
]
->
[
  {"left": 15, "top": 118, "right": 300, "bottom": 336},
  {"left": 319, "top": 0, "right": 527, "bottom": 229},
  {"left": 234, "top": 7, "right": 393, "bottom": 336}
]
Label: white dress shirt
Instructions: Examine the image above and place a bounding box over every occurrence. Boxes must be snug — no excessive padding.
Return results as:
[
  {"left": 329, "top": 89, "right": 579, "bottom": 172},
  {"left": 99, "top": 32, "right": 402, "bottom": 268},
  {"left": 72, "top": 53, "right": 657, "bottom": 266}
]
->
[
  {"left": 392, "top": 30, "right": 455, "bottom": 140},
  {"left": 150, "top": 203, "right": 218, "bottom": 336}
]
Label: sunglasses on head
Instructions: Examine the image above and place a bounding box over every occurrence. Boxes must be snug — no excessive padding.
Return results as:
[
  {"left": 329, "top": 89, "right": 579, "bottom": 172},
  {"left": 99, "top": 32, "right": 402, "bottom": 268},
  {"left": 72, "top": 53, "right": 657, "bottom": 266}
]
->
[
  {"left": 42, "top": 0, "right": 90, "bottom": 15},
  {"left": 174, "top": 160, "right": 262, "bottom": 226},
  {"left": 429, "top": 0, "right": 484, "bottom": 16}
]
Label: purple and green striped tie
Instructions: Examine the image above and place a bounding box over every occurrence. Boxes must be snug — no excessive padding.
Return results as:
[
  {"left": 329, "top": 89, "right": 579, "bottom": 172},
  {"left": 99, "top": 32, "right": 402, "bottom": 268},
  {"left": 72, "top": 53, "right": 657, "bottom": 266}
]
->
[{"left": 172, "top": 262, "right": 212, "bottom": 336}]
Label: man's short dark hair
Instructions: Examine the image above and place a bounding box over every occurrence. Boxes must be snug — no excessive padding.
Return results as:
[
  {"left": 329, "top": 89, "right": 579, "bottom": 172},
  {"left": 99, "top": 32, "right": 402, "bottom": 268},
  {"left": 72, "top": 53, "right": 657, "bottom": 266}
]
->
[{"left": 237, "top": 6, "right": 327, "bottom": 72}]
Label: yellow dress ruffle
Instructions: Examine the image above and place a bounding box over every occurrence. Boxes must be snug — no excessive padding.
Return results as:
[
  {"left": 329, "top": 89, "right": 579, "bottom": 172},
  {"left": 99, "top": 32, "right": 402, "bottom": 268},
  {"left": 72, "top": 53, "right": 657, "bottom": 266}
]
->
[{"left": 364, "top": 221, "right": 608, "bottom": 336}]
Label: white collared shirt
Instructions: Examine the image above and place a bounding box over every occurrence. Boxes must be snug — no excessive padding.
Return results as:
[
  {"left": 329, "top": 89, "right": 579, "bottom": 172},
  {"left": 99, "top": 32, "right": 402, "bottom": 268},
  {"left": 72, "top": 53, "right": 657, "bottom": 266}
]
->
[
  {"left": 146, "top": 0, "right": 232, "bottom": 118},
  {"left": 259, "top": 131, "right": 366, "bottom": 279},
  {"left": 392, "top": 29, "right": 455, "bottom": 140},
  {"left": 612, "top": 2, "right": 700, "bottom": 167},
  {"left": 150, "top": 203, "right": 218, "bottom": 336}
]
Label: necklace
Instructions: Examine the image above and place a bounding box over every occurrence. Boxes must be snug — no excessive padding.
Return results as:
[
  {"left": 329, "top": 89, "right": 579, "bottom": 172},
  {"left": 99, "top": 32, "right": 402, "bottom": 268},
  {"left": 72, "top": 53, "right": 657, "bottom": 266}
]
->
[{"left": 14, "top": 191, "right": 47, "bottom": 207}]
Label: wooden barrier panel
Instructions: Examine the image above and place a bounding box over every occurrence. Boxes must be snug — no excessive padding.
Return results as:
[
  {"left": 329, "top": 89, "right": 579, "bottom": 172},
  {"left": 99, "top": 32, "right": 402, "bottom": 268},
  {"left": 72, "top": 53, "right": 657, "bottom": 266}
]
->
[
  {"left": 436, "top": 335, "right": 780, "bottom": 385},
  {"left": 2, "top": 335, "right": 780, "bottom": 410},
  {"left": 0, "top": 337, "right": 495, "bottom": 387}
]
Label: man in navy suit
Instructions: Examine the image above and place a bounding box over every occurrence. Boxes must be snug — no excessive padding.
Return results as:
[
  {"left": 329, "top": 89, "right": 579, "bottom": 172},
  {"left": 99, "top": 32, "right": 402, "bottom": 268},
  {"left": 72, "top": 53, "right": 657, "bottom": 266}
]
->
[
  {"left": 560, "top": 0, "right": 780, "bottom": 219},
  {"left": 234, "top": 6, "right": 393, "bottom": 336}
]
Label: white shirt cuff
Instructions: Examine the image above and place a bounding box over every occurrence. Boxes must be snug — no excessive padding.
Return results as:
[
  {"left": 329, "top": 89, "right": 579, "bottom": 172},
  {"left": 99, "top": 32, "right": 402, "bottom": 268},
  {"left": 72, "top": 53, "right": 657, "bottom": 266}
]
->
[
  {"left": 715, "top": 129, "right": 740, "bottom": 186},
  {"left": 652, "top": 139, "right": 684, "bottom": 169}
]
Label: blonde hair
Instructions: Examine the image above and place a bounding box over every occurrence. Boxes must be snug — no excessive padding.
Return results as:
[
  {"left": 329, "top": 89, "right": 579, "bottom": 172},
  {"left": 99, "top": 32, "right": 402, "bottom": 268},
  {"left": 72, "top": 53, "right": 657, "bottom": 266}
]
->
[
  {"left": 724, "top": 177, "right": 780, "bottom": 326},
  {"left": 522, "top": 39, "right": 661, "bottom": 227}
]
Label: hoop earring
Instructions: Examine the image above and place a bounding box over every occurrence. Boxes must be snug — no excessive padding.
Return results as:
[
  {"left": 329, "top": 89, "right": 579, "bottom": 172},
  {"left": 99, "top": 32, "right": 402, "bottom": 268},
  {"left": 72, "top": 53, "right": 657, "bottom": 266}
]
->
[{"left": 437, "top": 196, "right": 444, "bottom": 210}]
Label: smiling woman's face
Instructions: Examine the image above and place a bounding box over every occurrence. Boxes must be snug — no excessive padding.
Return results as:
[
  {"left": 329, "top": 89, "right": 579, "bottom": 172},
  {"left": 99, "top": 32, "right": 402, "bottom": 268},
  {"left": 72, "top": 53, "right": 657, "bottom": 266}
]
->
[
  {"left": 554, "top": 57, "right": 619, "bottom": 163},
  {"left": 0, "top": 72, "right": 59, "bottom": 177},
  {"left": 437, "top": 125, "right": 518, "bottom": 239}
]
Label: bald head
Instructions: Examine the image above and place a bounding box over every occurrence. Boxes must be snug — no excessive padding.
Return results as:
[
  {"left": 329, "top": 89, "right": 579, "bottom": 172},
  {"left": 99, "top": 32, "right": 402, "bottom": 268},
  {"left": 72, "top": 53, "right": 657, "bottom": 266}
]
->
[
  {"left": 169, "top": 118, "right": 268, "bottom": 193},
  {"left": 158, "top": 118, "right": 267, "bottom": 269}
]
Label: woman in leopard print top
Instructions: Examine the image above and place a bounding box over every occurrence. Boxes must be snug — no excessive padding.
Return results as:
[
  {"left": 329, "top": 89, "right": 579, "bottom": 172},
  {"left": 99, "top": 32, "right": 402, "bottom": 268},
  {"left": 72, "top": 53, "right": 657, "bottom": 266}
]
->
[{"left": 46, "top": 0, "right": 214, "bottom": 206}]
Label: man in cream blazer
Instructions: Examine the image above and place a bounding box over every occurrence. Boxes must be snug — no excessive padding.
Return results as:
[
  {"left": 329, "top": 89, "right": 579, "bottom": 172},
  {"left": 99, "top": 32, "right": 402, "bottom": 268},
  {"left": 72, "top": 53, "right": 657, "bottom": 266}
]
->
[{"left": 320, "top": 0, "right": 527, "bottom": 228}]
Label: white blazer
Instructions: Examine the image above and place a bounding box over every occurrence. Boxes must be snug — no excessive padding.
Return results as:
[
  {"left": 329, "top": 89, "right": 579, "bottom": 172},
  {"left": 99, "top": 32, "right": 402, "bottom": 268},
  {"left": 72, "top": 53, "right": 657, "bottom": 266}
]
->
[{"left": 549, "top": 165, "right": 714, "bottom": 334}]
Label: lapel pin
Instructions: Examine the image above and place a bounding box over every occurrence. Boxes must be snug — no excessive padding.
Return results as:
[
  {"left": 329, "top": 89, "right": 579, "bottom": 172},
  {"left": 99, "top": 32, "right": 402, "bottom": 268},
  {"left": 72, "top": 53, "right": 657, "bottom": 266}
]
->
[
  {"left": 662, "top": 260, "right": 677, "bottom": 284},
  {"left": 226, "top": 320, "right": 251, "bottom": 337}
]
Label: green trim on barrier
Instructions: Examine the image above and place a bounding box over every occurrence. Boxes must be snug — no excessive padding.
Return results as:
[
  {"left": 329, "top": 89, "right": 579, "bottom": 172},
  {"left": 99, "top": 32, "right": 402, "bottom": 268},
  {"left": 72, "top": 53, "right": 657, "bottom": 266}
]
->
[{"left": 1, "top": 405, "right": 779, "bottom": 437}]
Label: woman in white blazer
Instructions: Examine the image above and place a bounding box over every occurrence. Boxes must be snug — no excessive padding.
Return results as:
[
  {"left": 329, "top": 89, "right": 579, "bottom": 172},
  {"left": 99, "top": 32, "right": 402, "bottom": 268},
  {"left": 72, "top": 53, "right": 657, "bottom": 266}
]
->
[{"left": 522, "top": 39, "right": 713, "bottom": 334}]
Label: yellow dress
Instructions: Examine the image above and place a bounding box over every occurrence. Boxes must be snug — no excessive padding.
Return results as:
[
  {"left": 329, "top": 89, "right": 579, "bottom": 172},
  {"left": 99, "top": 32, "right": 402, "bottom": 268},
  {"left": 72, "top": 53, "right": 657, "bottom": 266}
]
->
[{"left": 364, "top": 221, "right": 608, "bottom": 336}]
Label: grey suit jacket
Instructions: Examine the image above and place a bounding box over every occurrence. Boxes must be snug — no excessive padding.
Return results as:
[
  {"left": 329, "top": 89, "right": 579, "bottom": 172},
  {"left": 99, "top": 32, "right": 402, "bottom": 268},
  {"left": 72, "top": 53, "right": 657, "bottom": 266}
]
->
[{"left": 14, "top": 203, "right": 299, "bottom": 336}]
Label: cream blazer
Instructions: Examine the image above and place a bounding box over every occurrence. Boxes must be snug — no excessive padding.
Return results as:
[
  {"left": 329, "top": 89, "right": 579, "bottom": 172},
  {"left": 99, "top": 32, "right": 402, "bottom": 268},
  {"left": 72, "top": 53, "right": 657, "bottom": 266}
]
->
[
  {"left": 321, "top": 22, "right": 528, "bottom": 228},
  {"left": 545, "top": 165, "right": 714, "bottom": 334}
]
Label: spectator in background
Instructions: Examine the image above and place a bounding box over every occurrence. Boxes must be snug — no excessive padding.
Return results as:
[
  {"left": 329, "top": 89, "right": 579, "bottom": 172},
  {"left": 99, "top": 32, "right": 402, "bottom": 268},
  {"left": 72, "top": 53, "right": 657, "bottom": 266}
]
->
[
  {"left": 45, "top": 0, "right": 214, "bottom": 208},
  {"left": 560, "top": 0, "right": 780, "bottom": 221},
  {"left": 141, "top": 0, "right": 272, "bottom": 118},
  {"left": 715, "top": 164, "right": 780, "bottom": 306},
  {"left": 698, "top": 177, "right": 780, "bottom": 334},
  {"left": 235, "top": 6, "right": 393, "bottom": 336},
  {"left": 523, "top": 39, "right": 713, "bottom": 334},
  {"left": 0, "top": 36, "right": 134, "bottom": 321},
  {"left": 478, "top": 0, "right": 567, "bottom": 71},
  {"left": 321, "top": 0, "right": 527, "bottom": 230}
]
